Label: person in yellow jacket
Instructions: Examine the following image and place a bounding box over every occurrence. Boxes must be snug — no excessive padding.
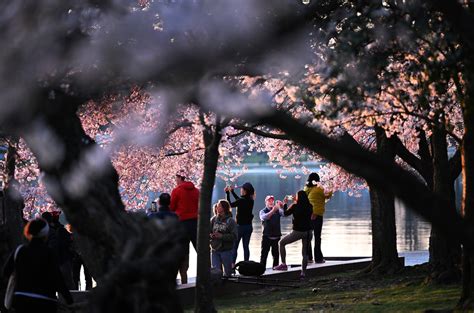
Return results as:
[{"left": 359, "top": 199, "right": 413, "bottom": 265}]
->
[{"left": 304, "top": 172, "right": 332, "bottom": 263}]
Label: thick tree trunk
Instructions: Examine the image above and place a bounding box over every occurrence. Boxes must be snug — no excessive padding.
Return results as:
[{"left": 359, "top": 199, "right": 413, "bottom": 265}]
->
[
  {"left": 19, "top": 95, "right": 184, "bottom": 312},
  {"left": 365, "top": 127, "right": 401, "bottom": 274},
  {"left": 195, "top": 118, "right": 222, "bottom": 313},
  {"left": 393, "top": 122, "right": 462, "bottom": 281},
  {"left": 21, "top": 96, "right": 130, "bottom": 279},
  {"left": 429, "top": 123, "right": 461, "bottom": 283},
  {"left": 367, "top": 186, "right": 401, "bottom": 274}
]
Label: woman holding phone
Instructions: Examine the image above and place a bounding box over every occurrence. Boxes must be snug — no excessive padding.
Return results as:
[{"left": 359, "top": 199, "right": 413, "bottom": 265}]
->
[
  {"left": 304, "top": 172, "right": 333, "bottom": 263},
  {"left": 273, "top": 190, "right": 313, "bottom": 279},
  {"left": 225, "top": 182, "right": 255, "bottom": 265}
]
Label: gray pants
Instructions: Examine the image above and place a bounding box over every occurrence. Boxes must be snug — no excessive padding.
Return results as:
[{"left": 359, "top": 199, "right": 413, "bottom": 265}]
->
[{"left": 279, "top": 230, "right": 313, "bottom": 274}]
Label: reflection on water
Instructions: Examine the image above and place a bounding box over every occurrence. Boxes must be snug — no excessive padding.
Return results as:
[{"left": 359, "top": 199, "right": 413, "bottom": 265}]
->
[{"left": 185, "top": 166, "right": 433, "bottom": 277}]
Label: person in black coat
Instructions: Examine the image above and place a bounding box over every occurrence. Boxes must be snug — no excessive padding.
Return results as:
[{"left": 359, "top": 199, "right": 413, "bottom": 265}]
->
[
  {"left": 273, "top": 190, "right": 313, "bottom": 279},
  {"left": 41, "top": 211, "right": 75, "bottom": 290},
  {"left": 225, "top": 182, "right": 255, "bottom": 264},
  {"left": 3, "top": 218, "right": 74, "bottom": 313}
]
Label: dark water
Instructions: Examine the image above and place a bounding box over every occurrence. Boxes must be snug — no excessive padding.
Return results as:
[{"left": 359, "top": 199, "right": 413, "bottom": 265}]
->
[{"left": 184, "top": 164, "right": 439, "bottom": 276}]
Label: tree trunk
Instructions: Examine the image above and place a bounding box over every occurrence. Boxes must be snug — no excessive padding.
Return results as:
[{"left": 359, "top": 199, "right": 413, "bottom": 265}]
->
[
  {"left": 260, "top": 110, "right": 468, "bottom": 244},
  {"left": 0, "top": 137, "right": 25, "bottom": 309},
  {"left": 459, "top": 66, "right": 474, "bottom": 309},
  {"left": 19, "top": 94, "right": 184, "bottom": 312},
  {"left": 195, "top": 117, "right": 223, "bottom": 313},
  {"left": 365, "top": 127, "right": 401, "bottom": 274},
  {"left": 21, "top": 96, "right": 130, "bottom": 279},
  {"left": 429, "top": 123, "right": 461, "bottom": 283}
]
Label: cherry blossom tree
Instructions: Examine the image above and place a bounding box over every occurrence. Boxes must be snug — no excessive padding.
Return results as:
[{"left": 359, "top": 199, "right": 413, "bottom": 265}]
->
[{"left": 3, "top": 0, "right": 474, "bottom": 311}]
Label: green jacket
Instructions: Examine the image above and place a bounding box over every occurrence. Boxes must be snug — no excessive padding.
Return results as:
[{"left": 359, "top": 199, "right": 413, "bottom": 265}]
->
[{"left": 210, "top": 213, "right": 237, "bottom": 251}]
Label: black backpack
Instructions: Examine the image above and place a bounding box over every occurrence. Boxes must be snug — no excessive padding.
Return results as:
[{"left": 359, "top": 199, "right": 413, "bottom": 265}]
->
[{"left": 234, "top": 261, "right": 266, "bottom": 276}]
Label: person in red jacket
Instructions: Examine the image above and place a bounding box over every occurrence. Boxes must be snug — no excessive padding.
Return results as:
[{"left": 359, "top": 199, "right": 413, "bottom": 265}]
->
[{"left": 170, "top": 171, "right": 199, "bottom": 284}]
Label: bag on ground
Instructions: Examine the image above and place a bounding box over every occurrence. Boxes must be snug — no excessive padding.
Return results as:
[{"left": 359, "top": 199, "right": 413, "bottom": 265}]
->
[{"left": 234, "top": 261, "right": 265, "bottom": 276}]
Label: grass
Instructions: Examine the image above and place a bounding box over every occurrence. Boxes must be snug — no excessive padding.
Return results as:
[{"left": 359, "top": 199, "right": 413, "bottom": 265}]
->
[{"left": 193, "top": 265, "right": 461, "bottom": 312}]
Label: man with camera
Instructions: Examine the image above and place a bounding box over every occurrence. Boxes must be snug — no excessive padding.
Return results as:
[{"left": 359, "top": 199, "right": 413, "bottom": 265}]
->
[{"left": 259, "top": 195, "right": 284, "bottom": 269}]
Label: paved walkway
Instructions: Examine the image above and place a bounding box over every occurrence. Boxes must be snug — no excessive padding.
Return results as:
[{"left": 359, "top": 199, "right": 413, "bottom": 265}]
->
[{"left": 178, "top": 250, "right": 429, "bottom": 285}]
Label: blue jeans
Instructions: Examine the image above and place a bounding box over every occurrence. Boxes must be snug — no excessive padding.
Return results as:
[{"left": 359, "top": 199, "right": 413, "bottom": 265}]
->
[
  {"left": 211, "top": 250, "right": 233, "bottom": 276},
  {"left": 233, "top": 224, "right": 253, "bottom": 263}
]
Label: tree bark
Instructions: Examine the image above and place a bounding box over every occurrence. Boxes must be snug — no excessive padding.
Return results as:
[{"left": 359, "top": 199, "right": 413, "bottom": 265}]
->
[
  {"left": 365, "top": 127, "right": 401, "bottom": 274},
  {"left": 459, "top": 61, "right": 474, "bottom": 309},
  {"left": 19, "top": 94, "right": 184, "bottom": 312},
  {"left": 393, "top": 126, "right": 462, "bottom": 281},
  {"left": 0, "top": 137, "right": 25, "bottom": 309},
  {"left": 195, "top": 115, "right": 223, "bottom": 313},
  {"left": 429, "top": 122, "right": 462, "bottom": 283},
  {"left": 21, "top": 94, "right": 129, "bottom": 279},
  {"left": 259, "top": 111, "right": 469, "bottom": 245}
]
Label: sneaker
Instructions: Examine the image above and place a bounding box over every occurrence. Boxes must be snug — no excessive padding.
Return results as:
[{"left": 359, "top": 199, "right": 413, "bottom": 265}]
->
[
  {"left": 300, "top": 272, "right": 306, "bottom": 280},
  {"left": 273, "top": 264, "right": 288, "bottom": 271},
  {"left": 308, "top": 259, "right": 314, "bottom": 264},
  {"left": 315, "top": 259, "right": 326, "bottom": 264}
]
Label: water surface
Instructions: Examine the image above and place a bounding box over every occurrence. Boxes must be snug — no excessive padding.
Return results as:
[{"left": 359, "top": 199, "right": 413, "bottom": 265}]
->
[{"left": 185, "top": 166, "right": 433, "bottom": 277}]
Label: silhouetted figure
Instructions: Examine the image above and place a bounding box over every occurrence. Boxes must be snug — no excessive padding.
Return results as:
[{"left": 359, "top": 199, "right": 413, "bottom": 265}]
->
[
  {"left": 150, "top": 193, "right": 188, "bottom": 284},
  {"left": 3, "top": 218, "right": 73, "bottom": 313},
  {"left": 41, "top": 211, "right": 75, "bottom": 289},
  {"left": 68, "top": 225, "right": 93, "bottom": 290},
  {"left": 148, "top": 193, "right": 178, "bottom": 221}
]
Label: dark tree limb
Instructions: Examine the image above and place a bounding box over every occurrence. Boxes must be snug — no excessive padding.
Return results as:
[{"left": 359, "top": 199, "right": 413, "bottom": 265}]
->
[
  {"left": 257, "top": 109, "right": 473, "bottom": 247},
  {"left": 229, "top": 123, "right": 290, "bottom": 140},
  {"left": 391, "top": 135, "right": 426, "bottom": 178}
]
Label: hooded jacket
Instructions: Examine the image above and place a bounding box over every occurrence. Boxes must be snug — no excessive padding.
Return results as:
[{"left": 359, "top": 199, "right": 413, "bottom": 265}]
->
[{"left": 170, "top": 181, "right": 199, "bottom": 221}]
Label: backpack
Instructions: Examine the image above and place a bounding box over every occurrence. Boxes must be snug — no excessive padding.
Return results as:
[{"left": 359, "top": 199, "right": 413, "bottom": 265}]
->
[{"left": 233, "top": 261, "right": 265, "bottom": 276}]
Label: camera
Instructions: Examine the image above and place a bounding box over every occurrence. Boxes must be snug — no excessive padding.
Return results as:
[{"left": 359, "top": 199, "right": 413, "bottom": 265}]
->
[{"left": 286, "top": 195, "right": 294, "bottom": 200}]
